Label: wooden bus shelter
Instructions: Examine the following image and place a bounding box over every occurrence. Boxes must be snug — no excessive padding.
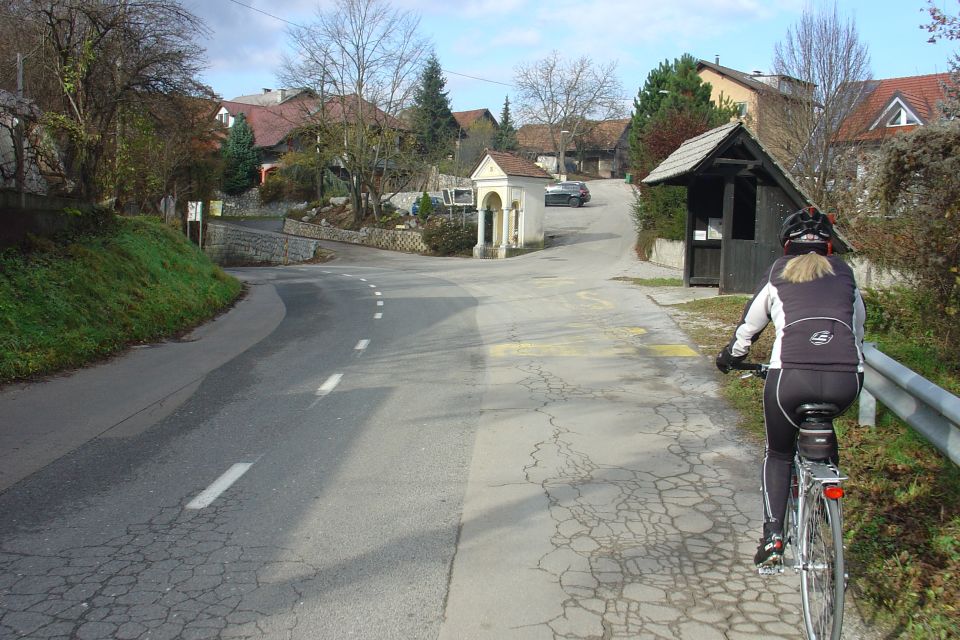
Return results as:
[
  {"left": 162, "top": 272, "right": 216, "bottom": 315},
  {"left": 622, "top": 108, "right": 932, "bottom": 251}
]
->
[{"left": 642, "top": 122, "right": 847, "bottom": 294}]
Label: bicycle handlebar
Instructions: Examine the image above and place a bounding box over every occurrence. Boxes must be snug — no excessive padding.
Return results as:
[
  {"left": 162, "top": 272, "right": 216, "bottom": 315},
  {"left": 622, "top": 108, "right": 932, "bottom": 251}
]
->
[{"left": 729, "top": 362, "right": 769, "bottom": 379}]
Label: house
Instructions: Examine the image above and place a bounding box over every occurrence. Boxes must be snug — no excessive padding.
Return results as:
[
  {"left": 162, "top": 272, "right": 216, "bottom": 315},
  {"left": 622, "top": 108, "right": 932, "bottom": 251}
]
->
[
  {"left": 834, "top": 73, "right": 952, "bottom": 147},
  {"left": 577, "top": 119, "right": 631, "bottom": 178},
  {"left": 452, "top": 109, "right": 499, "bottom": 135},
  {"left": 516, "top": 124, "right": 575, "bottom": 175},
  {"left": 515, "top": 119, "right": 630, "bottom": 178},
  {"left": 696, "top": 58, "right": 813, "bottom": 164},
  {"left": 216, "top": 89, "right": 321, "bottom": 182},
  {"left": 215, "top": 90, "right": 407, "bottom": 184}
]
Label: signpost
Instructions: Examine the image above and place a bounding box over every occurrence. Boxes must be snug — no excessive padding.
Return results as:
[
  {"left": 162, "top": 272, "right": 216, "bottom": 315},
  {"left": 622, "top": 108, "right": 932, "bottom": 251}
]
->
[
  {"left": 188, "top": 201, "right": 203, "bottom": 247},
  {"left": 443, "top": 188, "right": 475, "bottom": 227}
]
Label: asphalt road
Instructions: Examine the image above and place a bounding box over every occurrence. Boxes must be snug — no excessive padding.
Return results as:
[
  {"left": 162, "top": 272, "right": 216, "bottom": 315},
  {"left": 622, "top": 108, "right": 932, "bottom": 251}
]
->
[{"left": 0, "top": 180, "right": 877, "bottom": 640}]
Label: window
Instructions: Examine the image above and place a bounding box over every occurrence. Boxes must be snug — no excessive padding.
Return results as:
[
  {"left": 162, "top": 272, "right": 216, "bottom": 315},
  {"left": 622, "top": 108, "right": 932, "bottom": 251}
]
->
[
  {"left": 735, "top": 102, "right": 749, "bottom": 118},
  {"left": 886, "top": 108, "right": 919, "bottom": 127}
]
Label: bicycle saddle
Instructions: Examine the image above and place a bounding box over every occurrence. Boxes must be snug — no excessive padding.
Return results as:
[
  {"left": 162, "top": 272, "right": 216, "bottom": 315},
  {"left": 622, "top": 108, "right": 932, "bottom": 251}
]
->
[{"left": 796, "top": 403, "right": 840, "bottom": 419}]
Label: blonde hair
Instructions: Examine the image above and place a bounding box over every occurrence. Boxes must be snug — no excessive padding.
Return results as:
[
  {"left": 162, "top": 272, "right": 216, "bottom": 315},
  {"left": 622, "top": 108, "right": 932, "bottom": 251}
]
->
[{"left": 781, "top": 252, "right": 835, "bottom": 283}]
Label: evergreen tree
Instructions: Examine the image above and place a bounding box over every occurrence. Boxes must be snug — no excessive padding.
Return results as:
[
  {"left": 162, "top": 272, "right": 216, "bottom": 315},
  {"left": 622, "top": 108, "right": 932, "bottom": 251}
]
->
[
  {"left": 221, "top": 113, "right": 260, "bottom": 195},
  {"left": 411, "top": 54, "right": 458, "bottom": 161},
  {"left": 494, "top": 96, "right": 518, "bottom": 151},
  {"left": 628, "top": 54, "right": 736, "bottom": 243},
  {"left": 628, "top": 53, "right": 734, "bottom": 176}
]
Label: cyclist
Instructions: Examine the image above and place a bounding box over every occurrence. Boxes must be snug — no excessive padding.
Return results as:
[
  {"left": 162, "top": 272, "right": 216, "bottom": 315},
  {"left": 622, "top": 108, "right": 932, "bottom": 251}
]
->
[{"left": 715, "top": 207, "right": 866, "bottom": 569}]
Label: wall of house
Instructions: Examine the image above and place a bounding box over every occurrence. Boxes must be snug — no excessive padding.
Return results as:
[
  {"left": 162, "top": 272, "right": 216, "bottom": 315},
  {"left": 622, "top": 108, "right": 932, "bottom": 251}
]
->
[
  {"left": 283, "top": 218, "right": 429, "bottom": 254},
  {"left": 698, "top": 69, "right": 756, "bottom": 125},
  {"left": 205, "top": 221, "right": 322, "bottom": 265}
]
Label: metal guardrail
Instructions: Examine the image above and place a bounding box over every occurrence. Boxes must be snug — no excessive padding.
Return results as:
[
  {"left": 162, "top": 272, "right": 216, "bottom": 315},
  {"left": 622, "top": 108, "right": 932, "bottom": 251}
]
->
[{"left": 858, "top": 343, "right": 960, "bottom": 466}]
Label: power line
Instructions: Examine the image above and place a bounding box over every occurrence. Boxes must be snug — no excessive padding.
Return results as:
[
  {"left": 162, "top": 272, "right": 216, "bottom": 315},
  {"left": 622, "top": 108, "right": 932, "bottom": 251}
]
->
[
  {"left": 221, "top": 0, "right": 513, "bottom": 89},
  {"left": 225, "top": 0, "right": 307, "bottom": 29}
]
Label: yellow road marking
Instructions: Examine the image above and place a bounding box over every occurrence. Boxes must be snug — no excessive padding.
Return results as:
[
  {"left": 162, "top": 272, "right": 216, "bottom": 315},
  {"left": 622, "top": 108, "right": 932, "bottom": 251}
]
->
[
  {"left": 646, "top": 344, "right": 700, "bottom": 357},
  {"left": 577, "top": 291, "right": 614, "bottom": 310}
]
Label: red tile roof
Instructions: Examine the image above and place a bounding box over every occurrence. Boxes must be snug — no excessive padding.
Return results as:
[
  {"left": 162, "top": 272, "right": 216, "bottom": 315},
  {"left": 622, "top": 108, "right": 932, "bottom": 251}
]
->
[
  {"left": 220, "top": 95, "right": 319, "bottom": 148},
  {"left": 836, "top": 73, "right": 951, "bottom": 143},
  {"left": 219, "top": 94, "right": 404, "bottom": 149},
  {"left": 477, "top": 149, "right": 553, "bottom": 179}
]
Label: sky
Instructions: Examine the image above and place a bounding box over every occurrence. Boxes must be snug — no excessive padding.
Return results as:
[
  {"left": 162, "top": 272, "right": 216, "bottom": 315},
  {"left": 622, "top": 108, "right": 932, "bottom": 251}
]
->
[{"left": 184, "top": 0, "right": 957, "bottom": 116}]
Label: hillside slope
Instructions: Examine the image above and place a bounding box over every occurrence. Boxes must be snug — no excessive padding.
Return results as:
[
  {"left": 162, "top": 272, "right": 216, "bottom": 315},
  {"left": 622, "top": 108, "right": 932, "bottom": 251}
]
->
[{"left": 0, "top": 216, "right": 242, "bottom": 384}]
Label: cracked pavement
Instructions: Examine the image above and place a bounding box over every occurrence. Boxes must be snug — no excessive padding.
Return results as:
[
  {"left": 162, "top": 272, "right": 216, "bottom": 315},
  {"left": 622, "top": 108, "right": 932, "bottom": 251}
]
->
[{"left": 1, "top": 180, "right": 876, "bottom": 639}]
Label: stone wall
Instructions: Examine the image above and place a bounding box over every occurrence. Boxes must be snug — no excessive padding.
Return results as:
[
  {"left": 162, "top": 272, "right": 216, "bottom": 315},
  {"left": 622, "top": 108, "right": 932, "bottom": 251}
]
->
[
  {"left": 283, "top": 218, "right": 429, "bottom": 254},
  {"left": 646, "top": 238, "right": 904, "bottom": 290},
  {"left": 216, "top": 189, "right": 302, "bottom": 218},
  {"left": 205, "top": 221, "right": 322, "bottom": 265}
]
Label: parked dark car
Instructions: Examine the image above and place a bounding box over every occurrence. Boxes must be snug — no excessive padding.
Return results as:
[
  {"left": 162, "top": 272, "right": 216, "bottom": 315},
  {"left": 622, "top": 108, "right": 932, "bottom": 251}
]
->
[{"left": 545, "top": 182, "right": 590, "bottom": 207}]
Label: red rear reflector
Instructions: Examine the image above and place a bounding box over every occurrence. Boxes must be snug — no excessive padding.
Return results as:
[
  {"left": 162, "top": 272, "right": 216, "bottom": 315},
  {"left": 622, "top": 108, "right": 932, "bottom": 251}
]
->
[{"left": 824, "top": 486, "right": 844, "bottom": 500}]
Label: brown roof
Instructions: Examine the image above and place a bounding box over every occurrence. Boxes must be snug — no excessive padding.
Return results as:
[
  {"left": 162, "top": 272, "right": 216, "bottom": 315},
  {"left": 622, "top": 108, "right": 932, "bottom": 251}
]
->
[
  {"left": 476, "top": 149, "right": 553, "bottom": 179},
  {"left": 219, "top": 93, "right": 405, "bottom": 149},
  {"left": 581, "top": 119, "right": 631, "bottom": 149},
  {"left": 220, "top": 95, "right": 319, "bottom": 148},
  {"left": 835, "top": 73, "right": 951, "bottom": 143},
  {"left": 516, "top": 124, "right": 574, "bottom": 152},
  {"left": 453, "top": 108, "right": 497, "bottom": 130},
  {"left": 696, "top": 60, "right": 811, "bottom": 98}
]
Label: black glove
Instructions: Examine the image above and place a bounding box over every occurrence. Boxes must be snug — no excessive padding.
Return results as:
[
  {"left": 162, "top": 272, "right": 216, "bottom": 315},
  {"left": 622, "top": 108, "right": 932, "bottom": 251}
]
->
[{"left": 715, "top": 346, "right": 745, "bottom": 373}]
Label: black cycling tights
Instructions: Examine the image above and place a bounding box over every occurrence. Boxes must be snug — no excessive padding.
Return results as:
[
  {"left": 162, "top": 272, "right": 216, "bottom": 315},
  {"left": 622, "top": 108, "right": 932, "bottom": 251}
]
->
[{"left": 761, "top": 368, "right": 863, "bottom": 538}]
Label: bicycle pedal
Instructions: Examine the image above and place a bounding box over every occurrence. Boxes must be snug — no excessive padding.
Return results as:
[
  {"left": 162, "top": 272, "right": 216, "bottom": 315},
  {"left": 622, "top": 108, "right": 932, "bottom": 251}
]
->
[{"left": 757, "top": 565, "right": 784, "bottom": 576}]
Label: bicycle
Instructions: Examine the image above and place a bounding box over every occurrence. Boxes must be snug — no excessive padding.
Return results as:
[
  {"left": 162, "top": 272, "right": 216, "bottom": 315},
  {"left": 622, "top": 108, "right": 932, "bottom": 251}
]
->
[{"left": 734, "top": 362, "right": 847, "bottom": 640}]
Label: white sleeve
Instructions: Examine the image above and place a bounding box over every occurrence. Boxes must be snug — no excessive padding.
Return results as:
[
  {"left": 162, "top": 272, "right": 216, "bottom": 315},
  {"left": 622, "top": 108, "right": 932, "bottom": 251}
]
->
[{"left": 730, "top": 283, "right": 773, "bottom": 357}]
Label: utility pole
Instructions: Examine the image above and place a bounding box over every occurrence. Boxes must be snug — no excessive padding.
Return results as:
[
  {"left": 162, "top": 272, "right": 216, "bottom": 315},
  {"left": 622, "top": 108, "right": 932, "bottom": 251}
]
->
[{"left": 16, "top": 53, "right": 26, "bottom": 208}]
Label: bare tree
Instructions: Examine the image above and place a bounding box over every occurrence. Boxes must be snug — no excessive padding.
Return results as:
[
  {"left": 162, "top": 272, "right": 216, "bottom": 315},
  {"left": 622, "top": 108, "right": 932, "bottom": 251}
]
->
[
  {"left": 282, "top": 0, "right": 429, "bottom": 224},
  {"left": 3, "top": 0, "right": 212, "bottom": 201},
  {"left": 514, "top": 51, "right": 624, "bottom": 176},
  {"left": 763, "top": 1, "right": 871, "bottom": 211}
]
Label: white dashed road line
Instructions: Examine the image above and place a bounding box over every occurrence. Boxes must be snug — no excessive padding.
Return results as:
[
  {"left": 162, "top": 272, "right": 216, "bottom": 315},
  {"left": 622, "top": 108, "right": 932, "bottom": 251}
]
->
[
  {"left": 186, "top": 463, "right": 254, "bottom": 509},
  {"left": 374, "top": 313, "right": 383, "bottom": 319},
  {"left": 316, "top": 374, "right": 344, "bottom": 397},
  {"left": 355, "top": 339, "right": 370, "bottom": 352},
  {"left": 377, "top": 301, "right": 384, "bottom": 306}
]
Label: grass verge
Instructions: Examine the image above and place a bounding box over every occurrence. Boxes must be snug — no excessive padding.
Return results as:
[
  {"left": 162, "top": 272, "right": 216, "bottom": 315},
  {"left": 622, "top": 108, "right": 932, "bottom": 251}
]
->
[
  {"left": 667, "top": 293, "right": 960, "bottom": 639},
  {"left": 612, "top": 276, "right": 684, "bottom": 287},
  {"left": 0, "top": 216, "right": 242, "bottom": 384}
]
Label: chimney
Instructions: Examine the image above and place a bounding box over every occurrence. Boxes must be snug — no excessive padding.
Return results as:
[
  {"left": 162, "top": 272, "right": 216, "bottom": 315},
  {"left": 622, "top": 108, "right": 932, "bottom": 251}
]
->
[
  {"left": 262, "top": 88, "right": 271, "bottom": 94},
  {"left": 715, "top": 55, "right": 719, "bottom": 65},
  {"left": 277, "top": 89, "right": 286, "bottom": 103},
  {"left": 753, "top": 70, "right": 763, "bottom": 76}
]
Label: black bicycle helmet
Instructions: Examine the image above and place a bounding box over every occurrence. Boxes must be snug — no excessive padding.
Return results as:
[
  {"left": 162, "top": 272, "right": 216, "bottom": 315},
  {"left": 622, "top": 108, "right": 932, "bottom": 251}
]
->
[{"left": 779, "top": 206, "right": 833, "bottom": 248}]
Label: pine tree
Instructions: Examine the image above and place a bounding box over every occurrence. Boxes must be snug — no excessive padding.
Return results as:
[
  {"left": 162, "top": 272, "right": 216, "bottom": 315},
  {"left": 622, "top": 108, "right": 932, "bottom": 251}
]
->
[
  {"left": 221, "top": 113, "right": 260, "bottom": 195},
  {"left": 411, "top": 54, "right": 458, "bottom": 161},
  {"left": 628, "top": 54, "right": 735, "bottom": 176},
  {"left": 494, "top": 96, "right": 518, "bottom": 151}
]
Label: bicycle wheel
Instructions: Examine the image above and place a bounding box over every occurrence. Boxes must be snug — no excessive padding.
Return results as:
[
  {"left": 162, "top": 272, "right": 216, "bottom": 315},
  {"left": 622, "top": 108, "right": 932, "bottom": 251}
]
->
[
  {"left": 799, "top": 488, "right": 844, "bottom": 640},
  {"left": 782, "top": 470, "right": 798, "bottom": 567}
]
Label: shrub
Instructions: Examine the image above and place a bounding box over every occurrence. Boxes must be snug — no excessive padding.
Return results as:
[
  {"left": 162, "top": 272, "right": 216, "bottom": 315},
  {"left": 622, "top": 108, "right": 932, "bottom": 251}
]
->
[
  {"left": 631, "top": 185, "right": 686, "bottom": 241},
  {"left": 417, "top": 192, "right": 434, "bottom": 222},
  {"left": 259, "top": 173, "right": 284, "bottom": 204},
  {"left": 852, "top": 123, "right": 960, "bottom": 367},
  {"left": 422, "top": 217, "right": 476, "bottom": 256}
]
